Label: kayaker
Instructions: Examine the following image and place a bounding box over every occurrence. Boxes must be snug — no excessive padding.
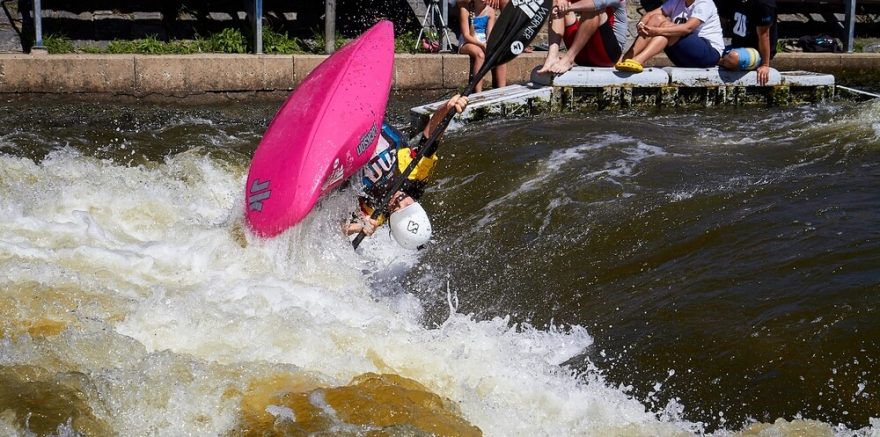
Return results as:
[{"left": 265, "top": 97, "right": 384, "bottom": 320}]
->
[{"left": 343, "top": 94, "right": 469, "bottom": 249}]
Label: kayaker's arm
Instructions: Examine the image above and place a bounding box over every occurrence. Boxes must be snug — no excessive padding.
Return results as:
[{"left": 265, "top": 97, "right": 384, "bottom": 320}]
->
[{"left": 422, "top": 95, "right": 469, "bottom": 140}]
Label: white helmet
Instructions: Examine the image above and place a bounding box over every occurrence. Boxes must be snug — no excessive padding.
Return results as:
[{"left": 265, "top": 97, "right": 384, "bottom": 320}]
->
[{"left": 389, "top": 202, "right": 432, "bottom": 250}]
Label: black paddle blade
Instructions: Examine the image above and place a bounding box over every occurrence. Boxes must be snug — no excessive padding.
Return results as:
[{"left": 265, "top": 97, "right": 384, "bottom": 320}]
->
[{"left": 485, "top": 0, "right": 553, "bottom": 67}]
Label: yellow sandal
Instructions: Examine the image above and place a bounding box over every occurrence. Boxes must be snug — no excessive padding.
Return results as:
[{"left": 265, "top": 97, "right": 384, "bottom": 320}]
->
[{"left": 614, "top": 59, "right": 644, "bottom": 73}]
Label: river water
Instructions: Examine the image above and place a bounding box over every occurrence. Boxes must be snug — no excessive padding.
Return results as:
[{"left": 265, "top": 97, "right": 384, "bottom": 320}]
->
[{"left": 0, "top": 92, "right": 878, "bottom": 436}]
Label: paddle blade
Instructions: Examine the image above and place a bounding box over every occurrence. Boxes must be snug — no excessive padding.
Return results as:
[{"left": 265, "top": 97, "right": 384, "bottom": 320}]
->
[{"left": 486, "top": 0, "right": 552, "bottom": 66}]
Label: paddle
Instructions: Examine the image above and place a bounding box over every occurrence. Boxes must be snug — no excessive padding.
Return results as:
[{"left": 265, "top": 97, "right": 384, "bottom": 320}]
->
[{"left": 353, "top": 0, "right": 552, "bottom": 249}]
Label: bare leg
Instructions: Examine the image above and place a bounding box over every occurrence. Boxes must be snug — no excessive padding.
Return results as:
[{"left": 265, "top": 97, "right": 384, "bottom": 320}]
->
[
  {"left": 631, "top": 36, "right": 668, "bottom": 65},
  {"left": 461, "top": 43, "right": 486, "bottom": 92},
  {"left": 492, "top": 62, "right": 507, "bottom": 88},
  {"left": 629, "top": 16, "right": 678, "bottom": 65},
  {"left": 538, "top": 11, "right": 570, "bottom": 73},
  {"left": 550, "top": 11, "right": 605, "bottom": 73}
]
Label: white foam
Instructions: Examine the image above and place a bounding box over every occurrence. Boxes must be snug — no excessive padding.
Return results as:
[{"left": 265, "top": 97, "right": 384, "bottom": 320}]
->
[{"left": 0, "top": 149, "right": 874, "bottom": 436}]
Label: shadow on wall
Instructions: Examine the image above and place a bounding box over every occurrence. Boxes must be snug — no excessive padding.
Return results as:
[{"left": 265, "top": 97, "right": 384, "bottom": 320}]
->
[{"left": 9, "top": 0, "right": 424, "bottom": 51}]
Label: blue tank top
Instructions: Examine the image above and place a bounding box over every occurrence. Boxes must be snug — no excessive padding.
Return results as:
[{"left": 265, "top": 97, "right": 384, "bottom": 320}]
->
[{"left": 472, "top": 15, "right": 489, "bottom": 41}]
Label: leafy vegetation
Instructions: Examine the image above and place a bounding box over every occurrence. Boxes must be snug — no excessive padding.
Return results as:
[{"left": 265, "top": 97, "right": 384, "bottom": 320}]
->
[
  {"left": 209, "top": 28, "right": 247, "bottom": 53},
  {"left": 43, "top": 34, "right": 74, "bottom": 54},
  {"left": 261, "top": 26, "right": 303, "bottom": 54},
  {"left": 34, "top": 26, "right": 438, "bottom": 55},
  {"left": 310, "top": 28, "right": 350, "bottom": 53},
  {"left": 394, "top": 31, "right": 419, "bottom": 54}
]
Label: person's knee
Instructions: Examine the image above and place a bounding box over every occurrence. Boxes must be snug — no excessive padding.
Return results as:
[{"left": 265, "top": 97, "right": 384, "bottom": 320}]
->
[
  {"left": 579, "top": 11, "right": 606, "bottom": 28},
  {"left": 646, "top": 15, "right": 666, "bottom": 26},
  {"left": 719, "top": 51, "right": 739, "bottom": 69}
]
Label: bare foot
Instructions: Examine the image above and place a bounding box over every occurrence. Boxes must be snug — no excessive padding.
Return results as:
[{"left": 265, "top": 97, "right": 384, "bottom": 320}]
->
[
  {"left": 548, "top": 57, "right": 575, "bottom": 74},
  {"left": 537, "top": 56, "right": 561, "bottom": 74}
]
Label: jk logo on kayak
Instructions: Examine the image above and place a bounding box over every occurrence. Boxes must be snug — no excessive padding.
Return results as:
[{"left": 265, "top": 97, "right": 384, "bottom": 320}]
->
[{"left": 248, "top": 179, "right": 271, "bottom": 212}]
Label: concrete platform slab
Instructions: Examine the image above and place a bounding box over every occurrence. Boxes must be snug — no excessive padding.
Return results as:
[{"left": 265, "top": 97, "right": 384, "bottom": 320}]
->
[
  {"left": 531, "top": 66, "right": 670, "bottom": 87},
  {"left": 780, "top": 70, "right": 836, "bottom": 86},
  {"left": 410, "top": 83, "right": 552, "bottom": 129},
  {"left": 663, "top": 67, "right": 783, "bottom": 86}
]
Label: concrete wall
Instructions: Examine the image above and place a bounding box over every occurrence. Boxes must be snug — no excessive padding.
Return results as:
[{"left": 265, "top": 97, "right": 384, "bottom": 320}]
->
[{"left": 0, "top": 53, "right": 877, "bottom": 96}]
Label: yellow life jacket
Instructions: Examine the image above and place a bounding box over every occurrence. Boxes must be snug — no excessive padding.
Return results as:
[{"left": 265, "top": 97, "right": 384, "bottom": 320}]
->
[{"left": 397, "top": 148, "right": 438, "bottom": 181}]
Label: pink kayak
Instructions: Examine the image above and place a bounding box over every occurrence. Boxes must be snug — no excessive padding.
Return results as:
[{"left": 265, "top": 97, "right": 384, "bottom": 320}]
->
[{"left": 245, "top": 20, "right": 395, "bottom": 238}]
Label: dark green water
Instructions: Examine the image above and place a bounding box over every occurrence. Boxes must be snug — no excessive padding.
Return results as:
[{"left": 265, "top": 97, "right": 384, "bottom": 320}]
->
[
  {"left": 415, "top": 98, "right": 880, "bottom": 430},
  {"left": 0, "top": 92, "right": 878, "bottom": 434}
]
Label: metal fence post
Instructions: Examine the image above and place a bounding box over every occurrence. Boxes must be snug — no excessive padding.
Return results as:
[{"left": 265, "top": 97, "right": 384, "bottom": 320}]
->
[
  {"left": 844, "top": 0, "right": 855, "bottom": 53},
  {"left": 325, "top": 0, "right": 336, "bottom": 54},
  {"left": 33, "top": 0, "right": 44, "bottom": 50},
  {"left": 252, "top": 0, "right": 263, "bottom": 54}
]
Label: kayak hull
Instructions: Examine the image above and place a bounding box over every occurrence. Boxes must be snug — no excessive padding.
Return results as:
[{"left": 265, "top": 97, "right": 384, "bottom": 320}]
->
[{"left": 245, "top": 21, "right": 395, "bottom": 238}]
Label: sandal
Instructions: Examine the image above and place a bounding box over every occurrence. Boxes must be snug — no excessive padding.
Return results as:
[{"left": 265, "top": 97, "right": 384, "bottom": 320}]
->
[{"left": 614, "top": 59, "right": 644, "bottom": 73}]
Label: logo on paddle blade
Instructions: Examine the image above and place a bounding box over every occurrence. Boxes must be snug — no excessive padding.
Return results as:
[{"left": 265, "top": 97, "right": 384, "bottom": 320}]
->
[
  {"left": 248, "top": 179, "right": 271, "bottom": 212},
  {"left": 512, "top": 0, "right": 543, "bottom": 18},
  {"left": 510, "top": 41, "right": 524, "bottom": 55},
  {"left": 512, "top": 0, "right": 551, "bottom": 42},
  {"left": 406, "top": 220, "right": 420, "bottom": 234}
]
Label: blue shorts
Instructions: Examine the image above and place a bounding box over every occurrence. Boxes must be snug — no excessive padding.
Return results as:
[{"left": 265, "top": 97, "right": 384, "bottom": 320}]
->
[{"left": 664, "top": 32, "right": 720, "bottom": 68}]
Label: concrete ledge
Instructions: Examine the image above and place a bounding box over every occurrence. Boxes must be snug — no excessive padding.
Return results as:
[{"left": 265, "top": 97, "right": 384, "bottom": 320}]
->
[
  {"left": 0, "top": 54, "right": 135, "bottom": 93},
  {"left": 0, "top": 52, "right": 876, "bottom": 97},
  {"left": 663, "top": 66, "right": 783, "bottom": 86},
  {"left": 135, "top": 55, "right": 294, "bottom": 94},
  {"left": 394, "top": 55, "right": 443, "bottom": 89},
  {"left": 293, "top": 55, "right": 325, "bottom": 86}
]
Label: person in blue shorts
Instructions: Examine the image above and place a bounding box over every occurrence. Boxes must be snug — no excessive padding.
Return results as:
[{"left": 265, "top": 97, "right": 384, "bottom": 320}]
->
[
  {"left": 717, "top": 0, "right": 777, "bottom": 85},
  {"left": 343, "top": 95, "right": 469, "bottom": 250},
  {"left": 614, "top": 0, "right": 724, "bottom": 72}
]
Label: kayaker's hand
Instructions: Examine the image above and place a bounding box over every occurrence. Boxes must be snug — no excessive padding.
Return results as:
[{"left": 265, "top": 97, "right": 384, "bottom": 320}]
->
[
  {"left": 343, "top": 217, "right": 377, "bottom": 236},
  {"left": 449, "top": 94, "right": 469, "bottom": 114},
  {"left": 425, "top": 94, "right": 469, "bottom": 138}
]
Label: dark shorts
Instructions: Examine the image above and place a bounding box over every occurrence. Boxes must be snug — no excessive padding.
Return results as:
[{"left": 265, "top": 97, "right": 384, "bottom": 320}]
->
[
  {"left": 563, "top": 15, "right": 622, "bottom": 67},
  {"left": 664, "top": 32, "right": 720, "bottom": 68}
]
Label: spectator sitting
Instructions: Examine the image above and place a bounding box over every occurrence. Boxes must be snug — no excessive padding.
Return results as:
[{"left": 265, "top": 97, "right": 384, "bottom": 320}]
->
[
  {"left": 538, "top": 0, "right": 629, "bottom": 74},
  {"left": 717, "top": 0, "right": 777, "bottom": 85},
  {"left": 457, "top": 0, "right": 506, "bottom": 92},
  {"left": 614, "top": 0, "right": 724, "bottom": 73}
]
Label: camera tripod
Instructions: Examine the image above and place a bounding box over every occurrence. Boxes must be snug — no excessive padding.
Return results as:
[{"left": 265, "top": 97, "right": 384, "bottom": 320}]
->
[{"left": 416, "top": 0, "right": 455, "bottom": 53}]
